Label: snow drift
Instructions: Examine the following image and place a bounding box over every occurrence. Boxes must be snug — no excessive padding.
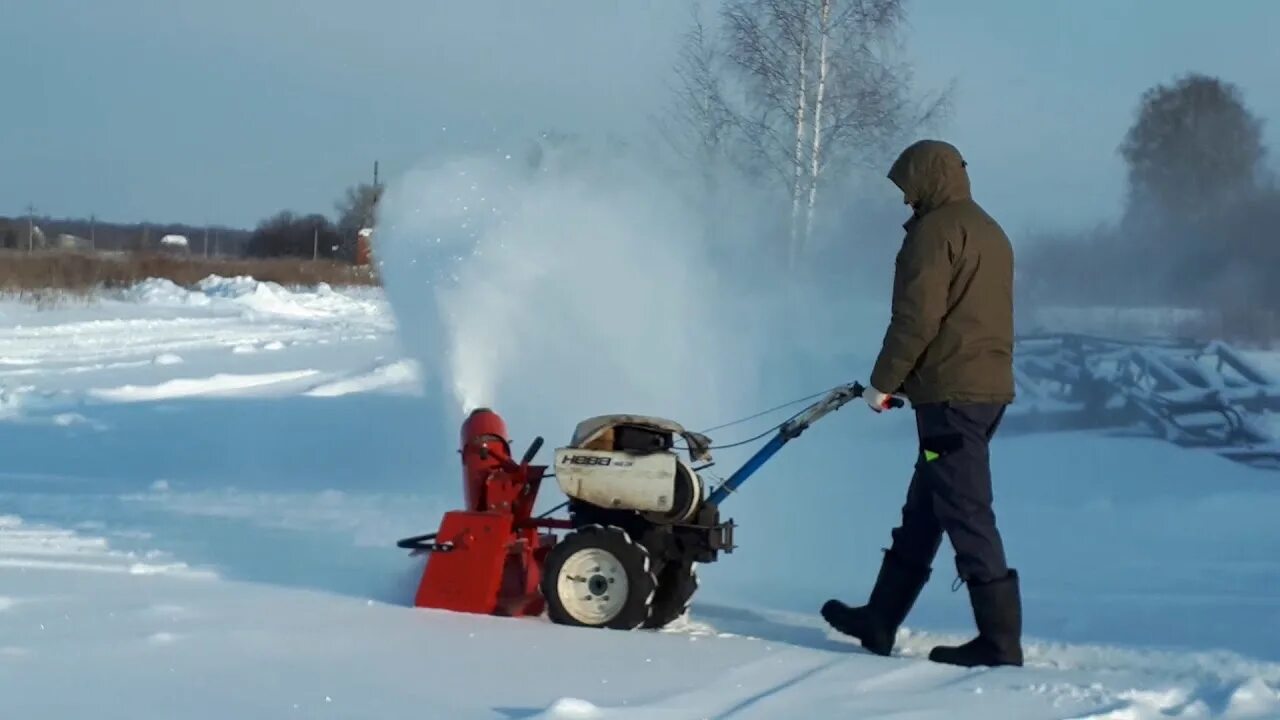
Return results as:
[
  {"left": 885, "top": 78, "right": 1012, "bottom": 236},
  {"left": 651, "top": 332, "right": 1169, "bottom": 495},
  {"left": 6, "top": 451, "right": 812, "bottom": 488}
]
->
[{"left": 122, "top": 275, "right": 383, "bottom": 320}]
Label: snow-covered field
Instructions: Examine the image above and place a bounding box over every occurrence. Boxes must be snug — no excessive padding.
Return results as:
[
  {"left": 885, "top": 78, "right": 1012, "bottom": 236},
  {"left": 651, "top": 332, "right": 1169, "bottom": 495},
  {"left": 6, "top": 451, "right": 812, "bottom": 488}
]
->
[{"left": 3, "top": 278, "right": 1280, "bottom": 719}]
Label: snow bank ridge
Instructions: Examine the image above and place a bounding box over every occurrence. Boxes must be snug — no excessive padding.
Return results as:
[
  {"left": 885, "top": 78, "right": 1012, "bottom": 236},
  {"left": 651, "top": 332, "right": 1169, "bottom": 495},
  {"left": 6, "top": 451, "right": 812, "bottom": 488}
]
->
[
  {"left": 89, "top": 370, "right": 322, "bottom": 403},
  {"left": 0, "top": 515, "right": 217, "bottom": 581},
  {"left": 123, "top": 275, "right": 382, "bottom": 320}
]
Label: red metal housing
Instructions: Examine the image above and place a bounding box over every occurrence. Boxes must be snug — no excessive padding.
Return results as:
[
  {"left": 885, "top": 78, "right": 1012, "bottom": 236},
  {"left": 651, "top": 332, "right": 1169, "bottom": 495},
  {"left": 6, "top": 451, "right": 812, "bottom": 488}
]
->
[{"left": 413, "top": 408, "right": 560, "bottom": 617}]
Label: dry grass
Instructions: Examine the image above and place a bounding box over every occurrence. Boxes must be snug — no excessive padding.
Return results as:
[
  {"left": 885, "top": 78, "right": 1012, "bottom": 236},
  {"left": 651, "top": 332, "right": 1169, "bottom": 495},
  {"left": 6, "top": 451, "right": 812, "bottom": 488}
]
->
[{"left": 0, "top": 250, "right": 378, "bottom": 299}]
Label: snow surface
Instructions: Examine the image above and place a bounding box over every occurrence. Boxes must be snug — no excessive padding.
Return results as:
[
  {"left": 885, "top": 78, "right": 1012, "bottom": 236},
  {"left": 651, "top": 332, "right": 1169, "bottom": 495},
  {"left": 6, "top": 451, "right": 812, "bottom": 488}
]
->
[{"left": 2, "top": 277, "right": 1279, "bottom": 719}]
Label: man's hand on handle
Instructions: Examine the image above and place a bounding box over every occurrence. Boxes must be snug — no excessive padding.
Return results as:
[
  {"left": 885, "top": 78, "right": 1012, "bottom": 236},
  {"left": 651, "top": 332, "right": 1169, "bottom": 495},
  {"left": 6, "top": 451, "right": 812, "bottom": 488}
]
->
[{"left": 862, "top": 385, "right": 898, "bottom": 413}]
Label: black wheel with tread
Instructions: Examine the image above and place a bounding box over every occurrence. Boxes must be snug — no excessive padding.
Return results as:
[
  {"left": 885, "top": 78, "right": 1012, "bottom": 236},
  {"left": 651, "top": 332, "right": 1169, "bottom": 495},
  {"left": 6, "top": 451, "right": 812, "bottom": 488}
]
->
[
  {"left": 643, "top": 560, "right": 699, "bottom": 629},
  {"left": 541, "top": 525, "right": 657, "bottom": 630}
]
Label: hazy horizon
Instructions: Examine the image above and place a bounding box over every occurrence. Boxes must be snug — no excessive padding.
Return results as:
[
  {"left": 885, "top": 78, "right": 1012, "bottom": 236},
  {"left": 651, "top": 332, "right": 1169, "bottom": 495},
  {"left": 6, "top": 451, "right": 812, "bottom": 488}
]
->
[{"left": 3, "top": 0, "right": 1278, "bottom": 237}]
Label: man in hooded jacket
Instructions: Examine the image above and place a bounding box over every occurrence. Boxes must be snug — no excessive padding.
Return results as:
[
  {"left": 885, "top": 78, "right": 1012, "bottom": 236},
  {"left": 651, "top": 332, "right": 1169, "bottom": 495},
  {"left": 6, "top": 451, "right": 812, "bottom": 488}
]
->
[{"left": 820, "top": 139, "right": 1023, "bottom": 668}]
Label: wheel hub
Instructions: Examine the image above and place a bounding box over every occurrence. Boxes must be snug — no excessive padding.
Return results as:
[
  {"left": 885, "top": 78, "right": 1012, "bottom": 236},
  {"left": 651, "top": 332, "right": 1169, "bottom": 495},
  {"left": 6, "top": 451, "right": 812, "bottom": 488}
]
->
[
  {"left": 556, "top": 547, "right": 629, "bottom": 625},
  {"left": 587, "top": 575, "right": 609, "bottom": 596}
]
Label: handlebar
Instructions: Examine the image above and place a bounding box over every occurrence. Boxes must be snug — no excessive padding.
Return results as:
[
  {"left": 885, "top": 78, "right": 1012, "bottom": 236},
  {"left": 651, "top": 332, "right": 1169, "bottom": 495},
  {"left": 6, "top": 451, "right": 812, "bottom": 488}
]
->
[
  {"left": 704, "top": 380, "right": 906, "bottom": 506},
  {"left": 778, "top": 381, "right": 904, "bottom": 441}
]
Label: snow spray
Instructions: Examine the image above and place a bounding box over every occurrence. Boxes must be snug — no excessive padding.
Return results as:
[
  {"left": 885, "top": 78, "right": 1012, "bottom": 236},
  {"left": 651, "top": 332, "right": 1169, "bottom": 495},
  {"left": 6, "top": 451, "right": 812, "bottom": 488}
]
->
[{"left": 373, "top": 143, "right": 764, "bottom": 451}]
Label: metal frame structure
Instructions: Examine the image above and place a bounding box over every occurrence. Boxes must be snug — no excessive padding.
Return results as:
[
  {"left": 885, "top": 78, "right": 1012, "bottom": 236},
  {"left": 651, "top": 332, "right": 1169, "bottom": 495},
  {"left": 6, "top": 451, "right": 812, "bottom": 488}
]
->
[{"left": 1005, "top": 333, "right": 1280, "bottom": 469}]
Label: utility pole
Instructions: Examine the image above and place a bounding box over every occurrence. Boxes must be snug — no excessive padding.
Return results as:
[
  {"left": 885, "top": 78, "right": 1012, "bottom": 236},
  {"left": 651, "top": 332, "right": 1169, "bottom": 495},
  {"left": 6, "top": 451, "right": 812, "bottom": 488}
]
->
[
  {"left": 90, "top": 214, "right": 96, "bottom": 251},
  {"left": 366, "top": 160, "right": 381, "bottom": 230},
  {"left": 25, "top": 203, "right": 35, "bottom": 252},
  {"left": 312, "top": 225, "right": 319, "bottom": 261}
]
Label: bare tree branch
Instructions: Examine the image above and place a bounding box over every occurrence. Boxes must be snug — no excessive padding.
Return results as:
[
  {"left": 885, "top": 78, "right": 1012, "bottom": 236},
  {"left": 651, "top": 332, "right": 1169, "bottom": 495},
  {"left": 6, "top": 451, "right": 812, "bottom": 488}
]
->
[{"left": 665, "top": 0, "right": 949, "bottom": 264}]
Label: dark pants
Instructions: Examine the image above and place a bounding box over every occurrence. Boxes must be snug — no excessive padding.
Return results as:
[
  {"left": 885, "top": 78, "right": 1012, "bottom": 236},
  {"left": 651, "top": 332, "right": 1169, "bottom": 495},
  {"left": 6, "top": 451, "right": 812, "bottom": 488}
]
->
[{"left": 887, "top": 402, "right": 1010, "bottom": 585}]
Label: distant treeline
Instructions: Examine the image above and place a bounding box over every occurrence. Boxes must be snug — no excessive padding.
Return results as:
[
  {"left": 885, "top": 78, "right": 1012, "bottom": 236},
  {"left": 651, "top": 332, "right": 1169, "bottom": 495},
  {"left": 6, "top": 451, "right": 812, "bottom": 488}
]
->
[
  {"left": 0, "top": 215, "right": 250, "bottom": 256},
  {"left": 0, "top": 179, "right": 382, "bottom": 262},
  {"left": 1021, "top": 73, "right": 1280, "bottom": 343}
]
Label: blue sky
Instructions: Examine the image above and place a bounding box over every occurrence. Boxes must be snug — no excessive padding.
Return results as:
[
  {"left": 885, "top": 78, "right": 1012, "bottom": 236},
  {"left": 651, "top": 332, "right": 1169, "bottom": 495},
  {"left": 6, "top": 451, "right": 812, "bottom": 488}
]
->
[{"left": 2, "top": 1, "right": 1278, "bottom": 234}]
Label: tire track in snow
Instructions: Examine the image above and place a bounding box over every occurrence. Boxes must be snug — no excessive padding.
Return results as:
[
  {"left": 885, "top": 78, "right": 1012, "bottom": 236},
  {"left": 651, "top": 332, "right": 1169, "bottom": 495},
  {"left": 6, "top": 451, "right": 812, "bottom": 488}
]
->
[
  {"left": 529, "top": 649, "right": 839, "bottom": 719},
  {"left": 711, "top": 657, "right": 844, "bottom": 719},
  {"left": 653, "top": 605, "right": 1280, "bottom": 718}
]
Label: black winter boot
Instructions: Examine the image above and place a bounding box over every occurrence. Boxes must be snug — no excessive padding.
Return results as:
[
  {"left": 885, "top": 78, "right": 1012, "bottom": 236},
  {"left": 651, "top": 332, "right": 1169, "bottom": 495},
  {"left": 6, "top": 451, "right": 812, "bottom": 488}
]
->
[
  {"left": 821, "top": 550, "right": 931, "bottom": 656},
  {"left": 928, "top": 570, "right": 1023, "bottom": 668}
]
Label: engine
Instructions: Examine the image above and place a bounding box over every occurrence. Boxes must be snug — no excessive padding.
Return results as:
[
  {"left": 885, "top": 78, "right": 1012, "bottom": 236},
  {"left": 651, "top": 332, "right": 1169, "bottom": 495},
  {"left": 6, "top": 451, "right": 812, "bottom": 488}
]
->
[{"left": 553, "top": 415, "right": 709, "bottom": 525}]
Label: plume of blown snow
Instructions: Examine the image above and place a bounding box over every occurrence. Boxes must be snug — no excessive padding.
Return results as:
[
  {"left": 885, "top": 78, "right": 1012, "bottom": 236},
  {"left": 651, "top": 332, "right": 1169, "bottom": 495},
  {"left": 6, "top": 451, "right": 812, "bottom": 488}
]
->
[{"left": 373, "top": 145, "right": 770, "bottom": 467}]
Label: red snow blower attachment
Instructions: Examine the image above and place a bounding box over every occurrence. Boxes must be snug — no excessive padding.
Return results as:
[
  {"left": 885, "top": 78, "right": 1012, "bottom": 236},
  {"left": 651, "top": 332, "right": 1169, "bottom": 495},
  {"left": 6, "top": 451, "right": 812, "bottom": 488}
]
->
[
  {"left": 397, "top": 382, "right": 897, "bottom": 630},
  {"left": 395, "top": 408, "right": 567, "bottom": 617}
]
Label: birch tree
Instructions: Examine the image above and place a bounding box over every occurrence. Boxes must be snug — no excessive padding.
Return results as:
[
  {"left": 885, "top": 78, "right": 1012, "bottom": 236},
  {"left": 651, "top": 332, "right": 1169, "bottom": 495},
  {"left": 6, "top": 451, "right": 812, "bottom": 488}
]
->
[
  {"left": 711, "top": 0, "right": 948, "bottom": 268},
  {"left": 657, "top": 7, "right": 738, "bottom": 247}
]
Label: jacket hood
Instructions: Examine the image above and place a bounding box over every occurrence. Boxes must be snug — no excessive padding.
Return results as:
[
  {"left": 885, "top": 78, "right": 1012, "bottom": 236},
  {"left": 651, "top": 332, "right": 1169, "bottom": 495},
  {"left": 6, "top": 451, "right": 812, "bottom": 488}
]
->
[{"left": 887, "top": 140, "right": 971, "bottom": 214}]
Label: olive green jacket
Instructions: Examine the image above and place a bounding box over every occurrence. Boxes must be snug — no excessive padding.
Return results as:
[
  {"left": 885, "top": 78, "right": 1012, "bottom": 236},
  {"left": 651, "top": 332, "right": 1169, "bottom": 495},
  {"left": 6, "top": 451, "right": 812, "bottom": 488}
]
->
[{"left": 870, "top": 140, "right": 1016, "bottom": 406}]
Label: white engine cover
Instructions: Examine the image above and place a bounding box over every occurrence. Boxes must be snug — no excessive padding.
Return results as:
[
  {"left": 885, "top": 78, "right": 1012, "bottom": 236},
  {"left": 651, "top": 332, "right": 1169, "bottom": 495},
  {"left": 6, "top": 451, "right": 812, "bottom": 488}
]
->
[{"left": 554, "top": 448, "right": 679, "bottom": 513}]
